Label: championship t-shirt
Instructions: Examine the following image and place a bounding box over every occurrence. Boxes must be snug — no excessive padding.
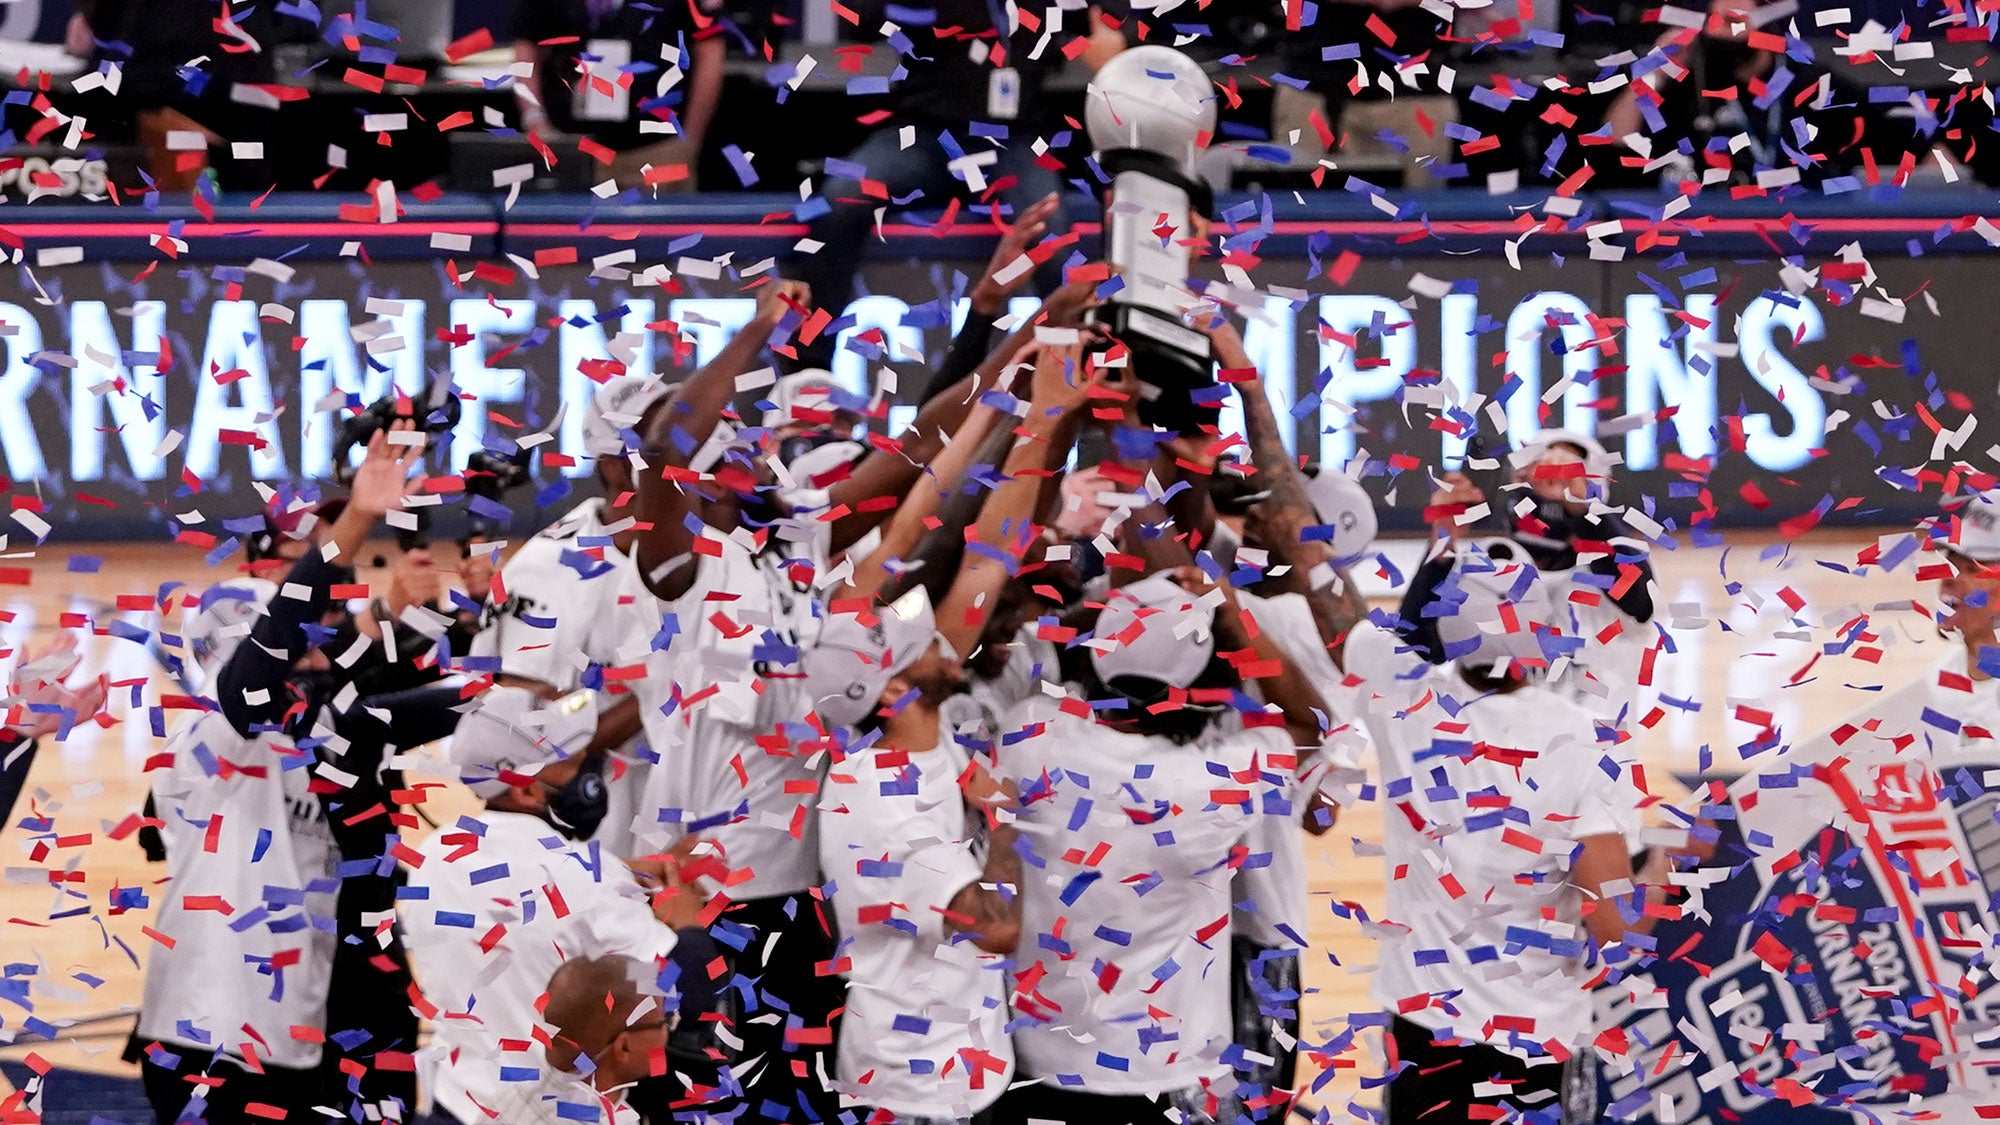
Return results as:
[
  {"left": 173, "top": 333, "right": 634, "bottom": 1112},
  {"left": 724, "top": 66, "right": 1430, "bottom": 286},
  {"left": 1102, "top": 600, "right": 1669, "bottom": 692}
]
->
[
  {"left": 609, "top": 531, "right": 826, "bottom": 898},
  {"left": 473, "top": 498, "right": 627, "bottom": 688},
  {"left": 1345, "top": 621, "right": 1643, "bottom": 1051},
  {"left": 138, "top": 711, "right": 339, "bottom": 1070},
  {"left": 819, "top": 743, "right": 1015, "bottom": 1117},
  {"left": 999, "top": 695, "right": 1293, "bottom": 1093},
  {"left": 472, "top": 497, "right": 655, "bottom": 858},
  {"left": 401, "top": 812, "right": 676, "bottom": 1123}
]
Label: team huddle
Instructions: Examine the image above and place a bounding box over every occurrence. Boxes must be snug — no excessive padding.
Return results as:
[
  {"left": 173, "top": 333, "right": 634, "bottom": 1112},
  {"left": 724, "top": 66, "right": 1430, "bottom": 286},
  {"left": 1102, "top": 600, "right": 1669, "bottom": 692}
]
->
[{"left": 79, "top": 264, "right": 1997, "bottom": 1125}]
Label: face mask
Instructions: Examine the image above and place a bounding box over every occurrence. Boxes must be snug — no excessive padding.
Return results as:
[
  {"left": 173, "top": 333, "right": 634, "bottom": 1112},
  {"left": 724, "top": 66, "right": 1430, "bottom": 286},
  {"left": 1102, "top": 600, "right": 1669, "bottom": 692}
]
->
[
  {"left": 286, "top": 669, "right": 337, "bottom": 708},
  {"left": 545, "top": 756, "right": 609, "bottom": 841}
]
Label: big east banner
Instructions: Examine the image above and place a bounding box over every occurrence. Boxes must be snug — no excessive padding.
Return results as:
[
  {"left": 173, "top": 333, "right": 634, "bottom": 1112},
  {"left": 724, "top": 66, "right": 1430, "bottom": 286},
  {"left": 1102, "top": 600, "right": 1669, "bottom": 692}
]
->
[
  {"left": 1590, "top": 648, "right": 2000, "bottom": 1122},
  {"left": 3, "top": 249, "right": 1992, "bottom": 540}
]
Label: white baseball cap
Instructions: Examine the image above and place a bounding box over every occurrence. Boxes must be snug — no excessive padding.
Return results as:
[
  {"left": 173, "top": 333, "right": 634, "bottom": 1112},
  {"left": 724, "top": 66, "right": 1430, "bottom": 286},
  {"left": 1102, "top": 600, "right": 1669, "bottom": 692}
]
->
[
  {"left": 1301, "top": 470, "right": 1378, "bottom": 568},
  {"left": 785, "top": 439, "right": 865, "bottom": 483},
  {"left": 1433, "top": 538, "right": 1564, "bottom": 669},
  {"left": 763, "top": 370, "right": 846, "bottom": 430},
  {"left": 802, "top": 588, "right": 940, "bottom": 728},
  {"left": 583, "top": 376, "right": 676, "bottom": 459},
  {"left": 450, "top": 685, "right": 601, "bottom": 799},
  {"left": 1090, "top": 572, "right": 1217, "bottom": 692},
  {"left": 1947, "top": 489, "right": 2000, "bottom": 563},
  {"left": 1515, "top": 428, "right": 1615, "bottom": 487},
  {"left": 183, "top": 579, "right": 278, "bottom": 677}
]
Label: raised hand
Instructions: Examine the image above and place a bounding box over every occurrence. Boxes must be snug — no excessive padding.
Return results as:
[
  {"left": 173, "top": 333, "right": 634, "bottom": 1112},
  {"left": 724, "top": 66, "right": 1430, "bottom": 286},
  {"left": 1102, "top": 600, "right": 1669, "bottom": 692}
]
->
[
  {"left": 1199, "top": 312, "right": 1252, "bottom": 372},
  {"left": 1039, "top": 277, "right": 1102, "bottom": 329},
  {"left": 1023, "top": 338, "right": 1092, "bottom": 417},
  {"left": 347, "top": 423, "right": 425, "bottom": 520},
  {"left": 4, "top": 632, "right": 108, "bottom": 740},
  {"left": 973, "top": 192, "right": 1060, "bottom": 316},
  {"left": 755, "top": 278, "right": 811, "bottom": 328},
  {"left": 1427, "top": 470, "right": 1487, "bottom": 542}
]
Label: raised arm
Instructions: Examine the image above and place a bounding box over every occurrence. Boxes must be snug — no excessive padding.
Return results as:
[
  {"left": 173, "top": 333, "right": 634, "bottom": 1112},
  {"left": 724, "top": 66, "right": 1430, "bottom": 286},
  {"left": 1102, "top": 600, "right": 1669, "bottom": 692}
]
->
[
  {"left": 824, "top": 279, "right": 1102, "bottom": 554},
  {"left": 1222, "top": 325, "right": 1369, "bottom": 671},
  {"left": 873, "top": 412, "right": 1023, "bottom": 612},
  {"left": 219, "top": 428, "right": 421, "bottom": 736},
  {"left": 841, "top": 398, "right": 1011, "bottom": 603},
  {"left": 1573, "top": 831, "right": 1668, "bottom": 947},
  {"left": 943, "top": 763, "right": 1023, "bottom": 954},
  {"left": 926, "top": 193, "right": 1060, "bottom": 402},
  {"left": 634, "top": 280, "right": 803, "bottom": 600},
  {"left": 933, "top": 340, "right": 1099, "bottom": 658}
]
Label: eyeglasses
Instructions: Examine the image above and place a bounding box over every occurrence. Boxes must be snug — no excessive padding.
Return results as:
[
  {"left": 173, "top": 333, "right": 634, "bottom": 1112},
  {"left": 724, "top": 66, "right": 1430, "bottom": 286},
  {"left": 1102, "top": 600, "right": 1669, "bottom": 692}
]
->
[{"left": 591, "top": 1015, "right": 674, "bottom": 1063}]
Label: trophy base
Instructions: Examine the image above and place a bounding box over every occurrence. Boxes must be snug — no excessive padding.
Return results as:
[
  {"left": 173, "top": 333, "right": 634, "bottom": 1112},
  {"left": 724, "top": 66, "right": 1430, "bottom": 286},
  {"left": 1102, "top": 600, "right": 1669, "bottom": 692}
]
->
[{"left": 1094, "top": 302, "right": 1215, "bottom": 434}]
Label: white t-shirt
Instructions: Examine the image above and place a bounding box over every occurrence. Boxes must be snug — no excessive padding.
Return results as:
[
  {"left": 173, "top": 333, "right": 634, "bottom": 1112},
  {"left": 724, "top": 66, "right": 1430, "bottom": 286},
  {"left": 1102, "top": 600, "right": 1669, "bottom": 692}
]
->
[
  {"left": 1344, "top": 622, "right": 1642, "bottom": 1051},
  {"left": 400, "top": 812, "right": 677, "bottom": 1123},
  {"left": 819, "top": 743, "right": 1015, "bottom": 1117},
  {"left": 1545, "top": 563, "right": 1657, "bottom": 728},
  {"left": 472, "top": 498, "right": 627, "bottom": 687},
  {"left": 472, "top": 497, "right": 655, "bottom": 858},
  {"left": 483, "top": 1066, "right": 639, "bottom": 1125},
  {"left": 969, "top": 623, "right": 1061, "bottom": 722},
  {"left": 138, "top": 711, "right": 340, "bottom": 1070},
  {"left": 1939, "top": 645, "right": 2000, "bottom": 736},
  {"left": 999, "top": 696, "right": 1293, "bottom": 1095},
  {"left": 1230, "top": 587, "right": 1358, "bottom": 952},
  {"left": 607, "top": 531, "right": 825, "bottom": 899}
]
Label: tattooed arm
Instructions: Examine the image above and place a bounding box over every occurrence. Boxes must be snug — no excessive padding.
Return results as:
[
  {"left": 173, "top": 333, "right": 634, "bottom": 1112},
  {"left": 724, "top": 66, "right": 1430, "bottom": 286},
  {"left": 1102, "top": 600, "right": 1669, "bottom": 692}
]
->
[{"left": 1218, "top": 322, "right": 1370, "bottom": 671}]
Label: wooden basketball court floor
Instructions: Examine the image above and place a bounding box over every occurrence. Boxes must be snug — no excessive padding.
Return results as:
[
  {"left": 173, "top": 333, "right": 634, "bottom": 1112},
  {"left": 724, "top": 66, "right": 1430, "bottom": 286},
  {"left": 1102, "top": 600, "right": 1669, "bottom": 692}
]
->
[{"left": 0, "top": 529, "right": 1955, "bottom": 1115}]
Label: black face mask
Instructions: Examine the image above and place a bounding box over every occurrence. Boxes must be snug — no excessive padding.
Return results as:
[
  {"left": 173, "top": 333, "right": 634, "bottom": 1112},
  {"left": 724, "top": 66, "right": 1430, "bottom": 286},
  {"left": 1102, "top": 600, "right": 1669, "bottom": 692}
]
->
[
  {"left": 545, "top": 756, "right": 609, "bottom": 841},
  {"left": 1517, "top": 497, "right": 1585, "bottom": 571},
  {"left": 735, "top": 487, "right": 790, "bottom": 533},
  {"left": 286, "top": 669, "right": 338, "bottom": 710}
]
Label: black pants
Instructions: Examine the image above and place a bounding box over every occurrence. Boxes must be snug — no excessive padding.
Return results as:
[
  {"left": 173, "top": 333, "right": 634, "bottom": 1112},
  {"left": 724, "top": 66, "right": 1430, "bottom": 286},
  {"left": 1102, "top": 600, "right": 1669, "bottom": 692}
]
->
[
  {"left": 1230, "top": 937, "right": 1300, "bottom": 1110},
  {"left": 135, "top": 1041, "right": 320, "bottom": 1125},
  {"left": 1385, "top": 1017, "right": 1578, "bottom": 1125},
  {"left": 654, "top": 891, "right": 845, "bottom": 1123}
]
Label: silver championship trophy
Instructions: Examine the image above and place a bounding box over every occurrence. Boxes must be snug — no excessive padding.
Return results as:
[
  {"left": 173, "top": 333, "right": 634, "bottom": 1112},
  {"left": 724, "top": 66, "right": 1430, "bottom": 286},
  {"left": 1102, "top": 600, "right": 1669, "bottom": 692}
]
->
[{"left": 1085, "top": 45, "right": 1217, "bottom": 432}]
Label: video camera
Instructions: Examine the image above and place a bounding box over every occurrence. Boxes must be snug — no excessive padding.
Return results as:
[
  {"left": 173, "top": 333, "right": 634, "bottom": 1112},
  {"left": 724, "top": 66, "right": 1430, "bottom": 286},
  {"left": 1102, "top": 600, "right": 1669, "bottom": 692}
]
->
[{"left": 332, "top": 380, "right": 534, "bottom": 547}]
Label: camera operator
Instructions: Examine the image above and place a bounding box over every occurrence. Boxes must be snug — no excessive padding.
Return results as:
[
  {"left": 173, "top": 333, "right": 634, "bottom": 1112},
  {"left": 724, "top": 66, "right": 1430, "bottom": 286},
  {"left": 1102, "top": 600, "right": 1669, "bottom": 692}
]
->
[{"left": 207, "top": 424, "right": 474, "bottom": 1123}]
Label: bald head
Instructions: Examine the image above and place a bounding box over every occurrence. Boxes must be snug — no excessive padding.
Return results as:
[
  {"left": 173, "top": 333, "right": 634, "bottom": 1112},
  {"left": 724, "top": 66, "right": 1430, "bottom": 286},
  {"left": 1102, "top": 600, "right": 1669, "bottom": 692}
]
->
[{"left": 542, "top": 954, "right": 664, "bottom": 1082}]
